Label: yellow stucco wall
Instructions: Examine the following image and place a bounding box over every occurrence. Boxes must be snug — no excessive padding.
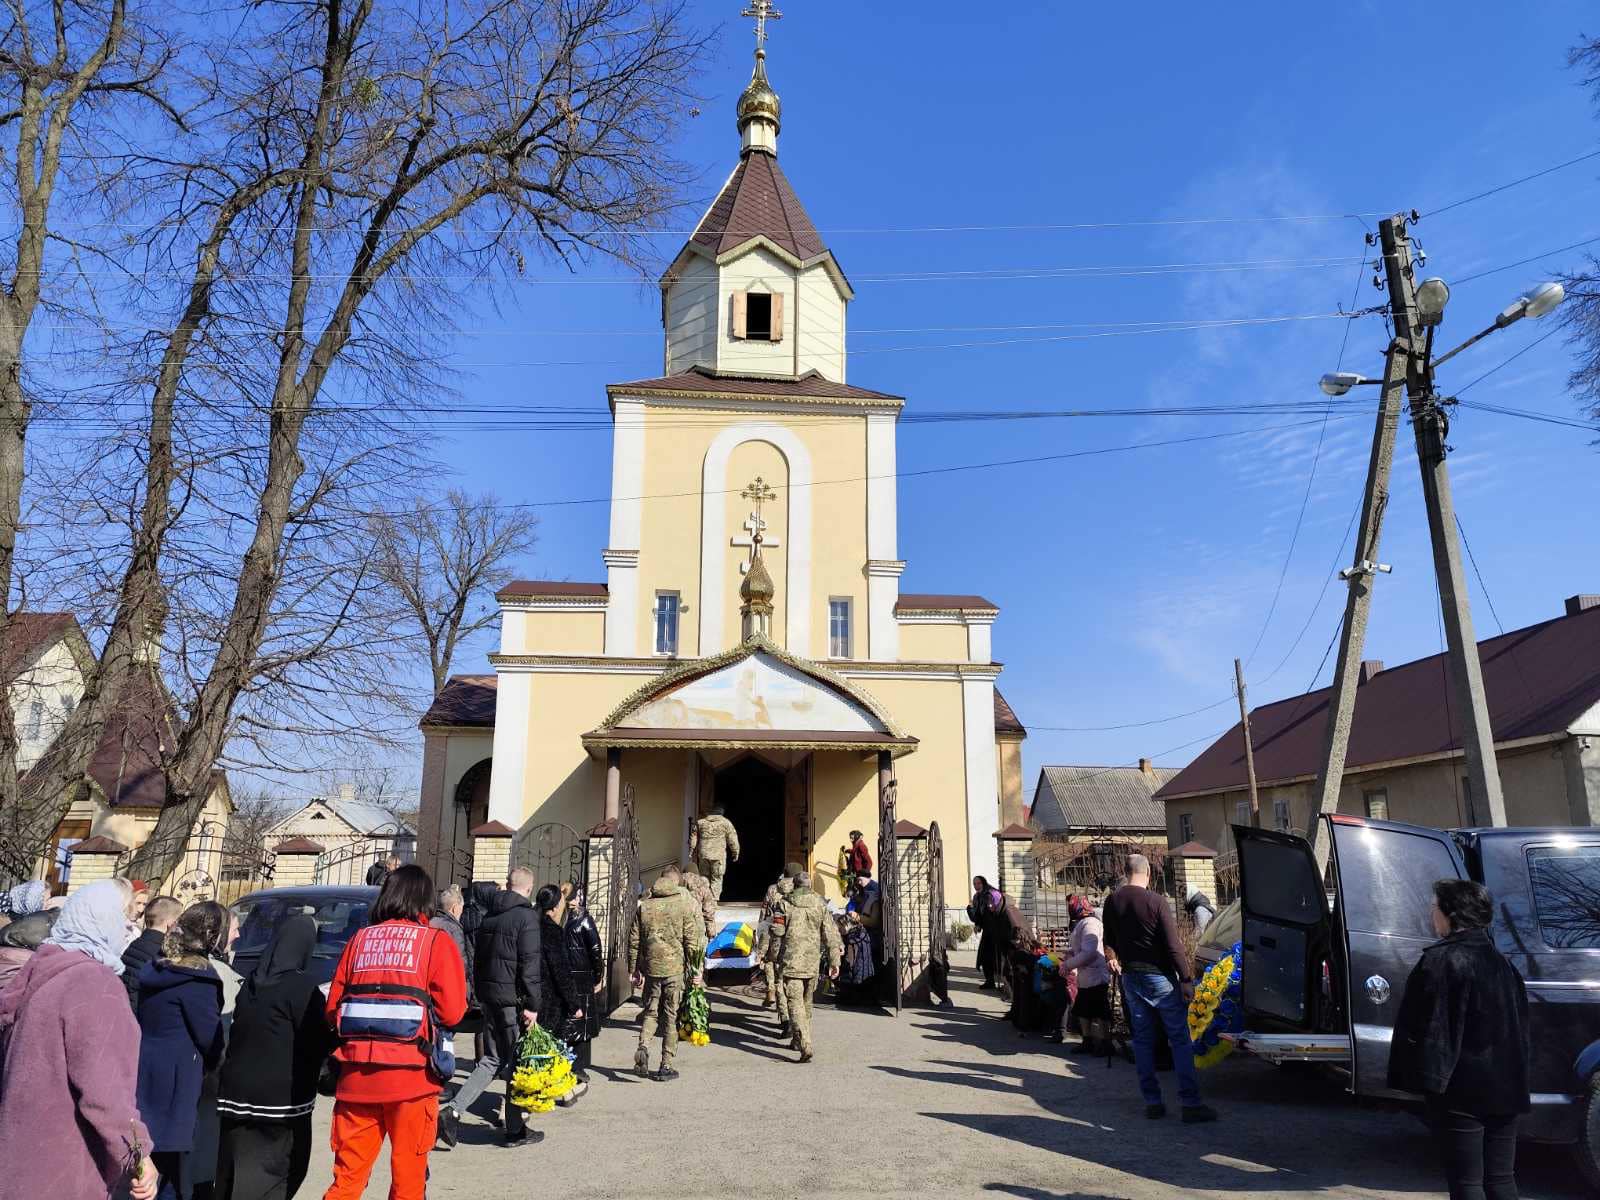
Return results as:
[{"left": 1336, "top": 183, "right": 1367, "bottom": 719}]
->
[
  {"left": 896, "top": 623, "right": 970, "bottom": 663},
  {"left": 811, "top": 751, "right": 877, "bottom": 901},
  {"left": 853, "top": 673, "right": 974, "bottom": 907},
  {"left": 513, "top": 670, "right": 638, "bottom": 832},
  {"left": 503, "top": 610, "right": 605, "bottom": 656},
  {"left": 632, "top": 404, "right": 871, "bottom": 659},
  {"left": 997, "top": 737, "right": 1025, "bottom": 827}
]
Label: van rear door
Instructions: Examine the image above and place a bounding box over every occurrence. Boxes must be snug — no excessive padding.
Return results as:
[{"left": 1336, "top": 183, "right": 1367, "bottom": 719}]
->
[
  {"left": 1326, "top": 815, "right": 1466, "bottom": 1098},
  {"left": 1235, "top": 825, "right": 1330, "bottom": 1032}
]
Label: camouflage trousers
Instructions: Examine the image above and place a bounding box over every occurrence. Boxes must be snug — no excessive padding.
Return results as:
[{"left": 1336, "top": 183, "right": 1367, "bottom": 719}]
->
[
  {"left": 638, "top": 975, "right": 685, "bottom": 1065},
  {"left": 782, "top": 975, "right": 818, "bottom": 1054},
  {"left": 697, "top": 855, "right": 726, "bottom": 901},
  {"left": 762, "top": 957, "right": 790, "bottom": 1021}
]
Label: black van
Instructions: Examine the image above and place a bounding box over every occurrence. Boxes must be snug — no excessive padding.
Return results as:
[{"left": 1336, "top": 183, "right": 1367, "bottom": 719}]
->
[{"left": 1229, "top": 815, "right": 1600, "bottom": 1189}]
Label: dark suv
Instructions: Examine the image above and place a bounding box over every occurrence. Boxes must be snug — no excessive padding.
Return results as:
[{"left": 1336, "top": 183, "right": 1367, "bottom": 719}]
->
[
  {"left": 230, "top": 885, "right": 377, "bottom": 987},
  {"left": 1230, "top": 815, "right": 1600, "bottom": 1190}
]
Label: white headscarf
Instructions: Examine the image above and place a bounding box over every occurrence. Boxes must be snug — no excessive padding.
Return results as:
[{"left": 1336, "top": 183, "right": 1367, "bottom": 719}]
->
[{"left": 45, "top": 879, "right": 135, "bottom": 973}]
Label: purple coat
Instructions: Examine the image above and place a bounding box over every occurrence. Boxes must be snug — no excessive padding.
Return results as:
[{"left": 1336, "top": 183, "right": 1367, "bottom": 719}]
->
[{"left": 0, "top": 945, "right": 152, "bottom": 1200}]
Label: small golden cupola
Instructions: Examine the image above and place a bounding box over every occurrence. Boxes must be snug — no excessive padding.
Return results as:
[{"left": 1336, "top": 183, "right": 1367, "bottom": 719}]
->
[
  {"left": 736, "top": 2, "right": 782, "bottom": 155},
  {"left": 739, "top": 476, "right": 777, "bottom": 639}
]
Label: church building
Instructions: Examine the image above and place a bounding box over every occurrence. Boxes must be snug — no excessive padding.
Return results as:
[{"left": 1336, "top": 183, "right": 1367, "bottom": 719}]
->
[{"left": 417, "top": 23, "right": 1026, "bottom": 911}]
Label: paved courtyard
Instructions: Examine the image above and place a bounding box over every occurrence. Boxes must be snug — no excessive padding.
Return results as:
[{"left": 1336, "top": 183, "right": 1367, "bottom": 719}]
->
[{"left": 302, "top": 953, "right": 1583, "bottom": 1199}]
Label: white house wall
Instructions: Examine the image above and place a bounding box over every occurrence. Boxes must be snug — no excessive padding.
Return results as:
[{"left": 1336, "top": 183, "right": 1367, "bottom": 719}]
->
[
  {"left": 665, "top": 254, "right": 719, "bottom": 374},
  {"left": 11, "top": 639, "right": 86, "bottom": 772},
  {"left": 797, "top": 262, "right": 846, "bottom": 381}
]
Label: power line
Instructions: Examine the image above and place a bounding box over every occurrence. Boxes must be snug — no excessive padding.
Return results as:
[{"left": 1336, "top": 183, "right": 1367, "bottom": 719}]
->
[
  {"left": 1422, "top": 147, "right": 1600, "bottom": 218},
  {"left": 1453, "top": 232, "right": 1600, "bottom": 286},
  {"left": 1243, "top": 250, "right": 1371, "bottom": 669},
  {"left": 1454, "top": 325, "right": 1562, "bottom": 393},
  {"left": 1456, "top": 397, "right": 1598, "bottom": 432}
]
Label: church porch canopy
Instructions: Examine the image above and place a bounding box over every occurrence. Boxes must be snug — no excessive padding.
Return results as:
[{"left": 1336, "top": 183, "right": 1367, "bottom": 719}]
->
[{"left": 580, "top": 632, "right": 918, "bottom": 760}]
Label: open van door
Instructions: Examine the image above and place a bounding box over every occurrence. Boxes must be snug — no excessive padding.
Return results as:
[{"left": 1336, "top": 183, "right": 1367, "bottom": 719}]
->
[
  {"left": 1324, "top": 814, "right": 1466, "bottom": 1098},
  {"left": 1235, "top": 825, "right": 1331, "bottom": 1032}
]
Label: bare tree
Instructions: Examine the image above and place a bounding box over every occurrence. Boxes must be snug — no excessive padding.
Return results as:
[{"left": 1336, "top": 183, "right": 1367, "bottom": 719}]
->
[
  {"left": 1565, "top": 33, "right": 1600, "bottom": 427},
  {"left": 8, "top": 0, "right": 709, "bottom": 880},
  {"left": 0, "top": 0, "right": 177, "bottom": 820},
  {"left": 373, "top": 489, "right": 538, "bottom": 695},
  {"left": 222, "top": 785, "right": 288, "bottom": 858}
]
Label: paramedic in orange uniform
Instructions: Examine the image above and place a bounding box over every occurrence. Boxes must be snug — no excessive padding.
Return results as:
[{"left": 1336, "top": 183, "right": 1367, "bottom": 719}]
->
[{"left": 323, "top": 865, "right": 466, "bottom": 1200}]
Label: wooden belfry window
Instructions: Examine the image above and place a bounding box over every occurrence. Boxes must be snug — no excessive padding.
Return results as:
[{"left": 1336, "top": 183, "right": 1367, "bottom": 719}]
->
[{"left": 731, "top": 290, "right": 783, "bottom": 341}]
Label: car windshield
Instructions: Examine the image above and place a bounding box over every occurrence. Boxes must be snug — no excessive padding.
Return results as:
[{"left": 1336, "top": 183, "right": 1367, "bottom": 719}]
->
[{"left": 232, "top": 895, "right": 369, "bottom": 959}]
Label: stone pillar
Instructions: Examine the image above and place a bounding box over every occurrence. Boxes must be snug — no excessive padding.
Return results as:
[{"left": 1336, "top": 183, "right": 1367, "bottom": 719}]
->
[
  {"left": 605, "top": 748, "right": 622, "bottom": 823},
  {"left": 993, "top": 824, "right": 1035, "bottom": 923},
  {"left": 64, "top": 837, "right": 127, "bottom": 895},
  {"left": 271, "top": 838, "right": 324, "bottom": 889},
  {"left": 1170, "top": 842, "right": 1218, "bottom": 903},
  {"left": 472, "top": 821, "right": 515, "bottom": 886}
]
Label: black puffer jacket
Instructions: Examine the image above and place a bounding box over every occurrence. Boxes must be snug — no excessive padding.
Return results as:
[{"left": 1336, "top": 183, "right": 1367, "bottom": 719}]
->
[
  {"left": 461, "top": 881, "right": 498, "bottom": 944},
  {"left": 474, "top": 890, "right": 541, "bottom": 1011},
  {"left": 1387, "top": 927, "right": 1530, "bottom": 1116},
  {"left": 121, "top": 927, "right": 165, "bottom": 1008},
  {"left": 538, "top": 914, "right": 586, "bottom": 1044}
]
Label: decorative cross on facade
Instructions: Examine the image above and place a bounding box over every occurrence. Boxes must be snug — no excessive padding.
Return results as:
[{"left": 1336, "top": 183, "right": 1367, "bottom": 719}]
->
[
  {"left": 741, "top": 0, "right": 782, "bottom": 52},
  {"left": 730, "top": 511, "right": 780, "bottom": 574}
]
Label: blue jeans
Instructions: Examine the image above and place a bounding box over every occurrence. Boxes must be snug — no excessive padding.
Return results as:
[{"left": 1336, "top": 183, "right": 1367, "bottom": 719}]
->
[{"left": 1121, "top": 971, "right": 1202, "bottom": 1108}]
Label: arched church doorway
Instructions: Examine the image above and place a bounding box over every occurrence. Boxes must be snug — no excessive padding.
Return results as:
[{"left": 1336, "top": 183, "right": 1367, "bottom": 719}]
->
[{"left": 714, "top": 756, "right": 785, "bottom": 902}]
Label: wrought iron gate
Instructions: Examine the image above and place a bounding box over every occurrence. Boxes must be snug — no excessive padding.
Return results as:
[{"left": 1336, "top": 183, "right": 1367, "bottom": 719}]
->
[
  {"left": 927, "top": 820, "right": 947, "bottom": 1003},
  {"left": 511, "top": 822, "right": 585, "bottom": 891},
  {"left": 1031, "top": 835, "right": 1170, "bottom": 954},
  {"left": 604, "top": 785, "right": 641, "bottom": 1013},
  {"left": 877, "top": 771, "right": 901, "bottom": 1011},
  {"left": 313, "top": 825, "right": 415, "bottom": 886}
]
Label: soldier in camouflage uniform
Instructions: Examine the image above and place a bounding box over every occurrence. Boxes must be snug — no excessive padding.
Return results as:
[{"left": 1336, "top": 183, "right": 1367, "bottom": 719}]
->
[
  {"left": 679, "top": 867, "right": 719, "bottom": 938},
  {"left": 777, "top": 870, "right": 842, "bottom": 1063},
  {"left": 689, "top": 806, "right": 740, "bottom": 902},
  {"left": 628, "top": 865, "right": 706, "bottom": 1081},
  {"left": 754, "top": 863, "right": 802, "bottom": 1024}
]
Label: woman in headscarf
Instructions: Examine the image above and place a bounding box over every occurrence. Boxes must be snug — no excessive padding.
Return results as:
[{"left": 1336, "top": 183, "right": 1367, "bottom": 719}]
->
[
  {"left": 216, "top": 915, "right": 331, "bottom": 1200},
  {"left": 136, "top": 901, "right": 228, "bottom": 1200},
  {"left": 0, "top": 878, "right": 159, "bottom": 1200},
  {"left": 0, "top": 878, "right": 47, "bottom": 920}
]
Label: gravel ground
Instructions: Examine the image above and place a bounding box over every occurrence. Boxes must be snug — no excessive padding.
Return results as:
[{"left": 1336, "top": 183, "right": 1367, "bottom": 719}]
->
[{"left": 299, "top": 952, "right": 1584, "bottom": 1199}]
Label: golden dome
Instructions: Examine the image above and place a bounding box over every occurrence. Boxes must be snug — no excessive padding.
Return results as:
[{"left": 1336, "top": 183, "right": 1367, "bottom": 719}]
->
[
  {"left": 741, "top": 543, "right": 776, "bottom": 607},
  {"left": 736, "top": 50, "right": 781, "bottom": 135}
]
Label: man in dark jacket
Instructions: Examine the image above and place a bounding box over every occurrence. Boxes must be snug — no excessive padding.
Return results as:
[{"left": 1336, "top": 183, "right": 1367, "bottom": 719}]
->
[
  {"left": 364, "top": 853, "right": 400, "bottom": 888},
  {"left": 121, "top": 895, "right": 181, "bottom": 1007},
  {"left": 438, "top": 866, "right": 542, "bottom": 1149}
]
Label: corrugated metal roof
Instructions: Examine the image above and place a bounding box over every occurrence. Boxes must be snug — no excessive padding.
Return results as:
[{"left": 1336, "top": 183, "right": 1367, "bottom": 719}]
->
[
  {"left": 1031, "top": 764, "right": 1180, "bottom": 833},
  {"left": 1156, "top": 601, "right": 1600, "bottom": 800},
  {"left": 330, "top": 799, "right": 414, "bottom": 837}
]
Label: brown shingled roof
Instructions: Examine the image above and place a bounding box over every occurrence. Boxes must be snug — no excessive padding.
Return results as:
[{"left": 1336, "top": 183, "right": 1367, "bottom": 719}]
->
[
  {"left": 273, "top": 836, "right": 325, "bottom": 854},
  {"left": 1, "top": 612, "right": 78, "bottom": 683},
  {"left": 85, "top": 670, "right": 179, "bottom": 809},
  {"left": 689, "top": 152, "right": 827, "bottom": 261},
  {"left": 420, "top": 675, "right": 498, "bottom": 728},
  {"left": 1156, "top": 601, "right": 1600, "bottom": 801},
  {"left": 895, "top": 593, "right": 1000, "bottom": 613},
  {"left": 993, "top": 688, "right": 1026, "bottom": 736},
  {"left": 609, "top": 365, "right": 900, "bottom": 403},
  {"left": 496, "top": 580, "right": 607, "bottom": 600}
]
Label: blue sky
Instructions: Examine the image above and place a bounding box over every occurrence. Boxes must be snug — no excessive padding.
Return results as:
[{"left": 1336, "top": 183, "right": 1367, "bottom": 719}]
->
[{"left": 420, "top": 1, "right": 1600, "bottom": 794}]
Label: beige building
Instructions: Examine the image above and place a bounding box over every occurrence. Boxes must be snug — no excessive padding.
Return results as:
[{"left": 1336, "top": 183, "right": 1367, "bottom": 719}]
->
[
  {"left": 1, "top": 613, "right": 233, "bottom": 895},
  {"left": 1156, "top": 595, "right": 1600, "bottom": 851},
  {"left": 418, "top": 42, "right": 1025, "bottom": 906}
]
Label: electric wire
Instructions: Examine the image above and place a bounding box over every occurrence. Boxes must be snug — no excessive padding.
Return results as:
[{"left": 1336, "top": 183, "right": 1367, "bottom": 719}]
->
[{"left": 1422, "top": 147, "right": 1600, "bottom": 218}]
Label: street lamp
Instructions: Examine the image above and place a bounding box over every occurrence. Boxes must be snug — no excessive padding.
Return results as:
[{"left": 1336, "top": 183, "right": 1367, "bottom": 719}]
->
[
  {"left": 1415, "top": 277, "right": 1451, "bottom": 328},
  {"left": 1318, "top": 371, "right": 1376, "bottom": 397},
  {"left": 1495, "top": 281, "right": 1565, "bottom": 328}
]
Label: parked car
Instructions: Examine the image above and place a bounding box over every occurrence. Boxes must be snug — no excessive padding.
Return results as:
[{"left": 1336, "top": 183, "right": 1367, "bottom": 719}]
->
[
  {"left": 1228, "top": 815, "right": 1600, "bottom": 1189},
  {"left": 230, "top": 885, "right": 377, "bottom": 987}
]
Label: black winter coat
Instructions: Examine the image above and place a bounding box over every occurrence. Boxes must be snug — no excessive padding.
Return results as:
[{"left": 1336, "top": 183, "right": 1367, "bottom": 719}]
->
[
  {"left": 538, "top": 914, "right": 586, "bottom": 1044},
  {"left": 121, "top": 927, "right": 165, "bottom": 1007},
  {"left": 217, "top": 967, "right": 332, "bottom": 1122},
  {"left": 461, "top": 882, "right": 498, "bottom": 943},
  {"left": 565, "top": 908, "right": 603, "bottom": 1041},
  {"left": 475, "top": 890, "right": 541, "bottom": 1011},
  {"left": 1387, "top": 928, "right": 1530, "bottom": 1116}
]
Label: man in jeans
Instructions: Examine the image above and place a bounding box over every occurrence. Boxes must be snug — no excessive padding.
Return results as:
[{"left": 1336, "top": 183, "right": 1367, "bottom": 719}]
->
[
  {"left": 1102, "top": 854, "right": 1217, "bottom": 1124},
  {"left": 438, "top": 866, "right": 543, "bottom": 1149}
]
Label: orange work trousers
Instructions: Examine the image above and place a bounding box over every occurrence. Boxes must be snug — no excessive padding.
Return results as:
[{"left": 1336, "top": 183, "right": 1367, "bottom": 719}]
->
[{"left": 323, "top": 1096, "right": 437, "bottom": 1200}]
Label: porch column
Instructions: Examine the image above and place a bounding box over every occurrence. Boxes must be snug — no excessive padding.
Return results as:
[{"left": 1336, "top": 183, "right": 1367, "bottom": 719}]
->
[
  {"left": 877, "top": 750, "right": 893, "bottom": 807},
  {"left": 605, "top": 747, "right": 622, "bottom": 823},
  {"left": 472, "top": 821, "right": 515, "bottom": 884}
]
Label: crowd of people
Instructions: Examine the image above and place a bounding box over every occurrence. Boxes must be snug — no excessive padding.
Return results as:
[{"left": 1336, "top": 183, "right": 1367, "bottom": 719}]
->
[{"left": 966, "top": 855, "right": 1535, "bottom": 1199}]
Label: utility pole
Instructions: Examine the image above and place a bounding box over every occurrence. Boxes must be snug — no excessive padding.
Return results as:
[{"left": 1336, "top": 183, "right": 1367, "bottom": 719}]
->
[
  {"left": 1407, "top": 363, "right": 1507, "bottom": 822},
  {"left": 1307, "top": 216, "right": 1412, "bottom": 873},
  {"left": 1234, "top": 658, "right": 1260, "bottom": 828},
  {"left": 1308, "top": 213, "right": 1508, "bottom": 872}
]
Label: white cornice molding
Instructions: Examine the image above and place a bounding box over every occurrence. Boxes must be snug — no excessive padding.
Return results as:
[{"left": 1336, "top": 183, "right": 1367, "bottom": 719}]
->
[
  {"left": 601, "top": 548, "right": 639, "bottom": 567},
  {"left": 487, "top": 652, "right": 999, "bottom": 682},
  {"left": 864, "top": 560, "right": 907, "bottom": 578},
  {"left": 499, "top": 596, "right": 608, "bottom": 612}
]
